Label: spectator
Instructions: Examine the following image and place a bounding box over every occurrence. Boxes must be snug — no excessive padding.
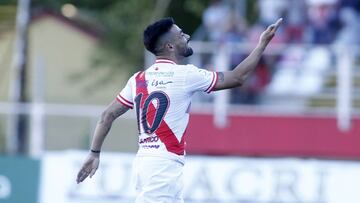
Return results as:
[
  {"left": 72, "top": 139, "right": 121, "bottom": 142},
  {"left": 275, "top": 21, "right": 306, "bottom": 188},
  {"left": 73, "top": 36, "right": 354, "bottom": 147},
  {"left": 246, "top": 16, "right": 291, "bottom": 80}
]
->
[
  {"left": 258, "top": 0, "right": 289, "bottom": 25},
  {"left": 335, "top": 7, "right": 360, "bottom": 45},
  {"left": 305, "top": 0, "right": 340, "bottom": 44},
  {"left": 231, "top": 57, "right": 271, "bottom": 104},
  {"left": 202, "top": 0, "right": 231, "bottom": 42},
  {"left": 340, "top": 0, "right": 360, "bottom": 14},
  {"left": 283, "top": 0, "right": 307, "bottom": 43}
]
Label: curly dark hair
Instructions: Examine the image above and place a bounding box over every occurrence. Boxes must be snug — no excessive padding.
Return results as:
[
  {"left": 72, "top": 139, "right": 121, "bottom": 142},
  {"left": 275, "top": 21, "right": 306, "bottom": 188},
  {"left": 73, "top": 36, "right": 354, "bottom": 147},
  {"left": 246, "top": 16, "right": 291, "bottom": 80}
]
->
[{"left": 143, "top": 17, "right": 175, "bottom": 55}]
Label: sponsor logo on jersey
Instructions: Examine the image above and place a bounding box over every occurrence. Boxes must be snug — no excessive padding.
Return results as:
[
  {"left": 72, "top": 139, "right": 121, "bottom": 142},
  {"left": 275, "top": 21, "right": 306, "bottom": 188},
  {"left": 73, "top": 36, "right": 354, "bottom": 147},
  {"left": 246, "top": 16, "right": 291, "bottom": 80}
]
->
[
  {"left": 147, "top": 72, "right": 174, "bottom": 77},
  {"left": 141, "top": 145, "right": 160, "bottom": 149},
  {"left": 139, "top": 136, "right": 160, "bottom": 144},
  {"left": 151, "top": 80, "right": 173, "bottom": 87}
]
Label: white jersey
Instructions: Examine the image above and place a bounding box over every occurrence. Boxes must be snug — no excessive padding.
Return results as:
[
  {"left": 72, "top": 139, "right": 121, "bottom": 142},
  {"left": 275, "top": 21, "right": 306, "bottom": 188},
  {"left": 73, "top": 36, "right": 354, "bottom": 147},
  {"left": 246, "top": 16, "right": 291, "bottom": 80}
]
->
[{"left": 116, "top": 59, "right": 218, "bottom": 163}]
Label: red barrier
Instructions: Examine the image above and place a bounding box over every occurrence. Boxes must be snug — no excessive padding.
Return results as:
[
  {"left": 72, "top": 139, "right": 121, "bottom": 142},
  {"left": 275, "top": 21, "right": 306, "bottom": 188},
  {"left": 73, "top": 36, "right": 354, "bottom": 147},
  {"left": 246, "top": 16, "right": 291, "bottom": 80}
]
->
[{"left": 187, "top": 114, "right": 360, "bottom": 159}]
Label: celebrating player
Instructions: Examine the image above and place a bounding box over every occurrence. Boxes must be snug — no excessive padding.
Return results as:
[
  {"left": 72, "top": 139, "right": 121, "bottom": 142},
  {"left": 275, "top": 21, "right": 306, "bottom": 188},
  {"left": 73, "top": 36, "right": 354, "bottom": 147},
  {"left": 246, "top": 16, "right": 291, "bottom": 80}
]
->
[{"left": 76, "top": 17, "right": 282, "bottom": 202}]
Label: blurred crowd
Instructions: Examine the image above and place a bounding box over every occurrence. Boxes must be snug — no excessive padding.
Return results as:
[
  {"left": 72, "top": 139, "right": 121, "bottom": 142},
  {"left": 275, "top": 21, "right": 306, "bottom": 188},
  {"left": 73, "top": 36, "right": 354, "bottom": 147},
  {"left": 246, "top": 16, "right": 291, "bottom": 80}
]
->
[{"left": 195, "top": 0, "right": 360, "bottom": 104}]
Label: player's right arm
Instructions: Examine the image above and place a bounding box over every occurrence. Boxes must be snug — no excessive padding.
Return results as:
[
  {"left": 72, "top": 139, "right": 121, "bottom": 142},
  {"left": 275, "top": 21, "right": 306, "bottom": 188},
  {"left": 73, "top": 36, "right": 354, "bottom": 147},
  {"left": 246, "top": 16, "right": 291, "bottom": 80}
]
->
[
  {"left": 76, "top": 100, "right": 129, "bottom": 184},
  {"left": 213, "top": 18, "right": 282, "bottom": 91}
]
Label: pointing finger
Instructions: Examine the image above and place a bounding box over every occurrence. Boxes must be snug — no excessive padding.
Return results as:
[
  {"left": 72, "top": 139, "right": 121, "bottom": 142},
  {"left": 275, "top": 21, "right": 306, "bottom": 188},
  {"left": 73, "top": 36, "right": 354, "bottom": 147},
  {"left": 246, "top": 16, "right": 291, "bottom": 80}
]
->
[
  {"left": 274, "top": 18, "right": 283, "bottom": 29},
  {"left": 267, "top": 24, "right": 276, "bottom": 31},
  {"left": 267, "top": 18, "right": 283, "bottom": 34}
]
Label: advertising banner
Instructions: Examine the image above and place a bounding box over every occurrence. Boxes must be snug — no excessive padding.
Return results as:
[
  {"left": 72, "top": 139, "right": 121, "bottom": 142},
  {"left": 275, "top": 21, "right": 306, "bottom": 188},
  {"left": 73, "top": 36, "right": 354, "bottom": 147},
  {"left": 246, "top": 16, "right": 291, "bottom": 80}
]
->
[
  {"left": 0, "top": 156, "right": 40, "bottom": 203},
  {"left": 40, "top": 151, "right": 360, "bottom": 203}
]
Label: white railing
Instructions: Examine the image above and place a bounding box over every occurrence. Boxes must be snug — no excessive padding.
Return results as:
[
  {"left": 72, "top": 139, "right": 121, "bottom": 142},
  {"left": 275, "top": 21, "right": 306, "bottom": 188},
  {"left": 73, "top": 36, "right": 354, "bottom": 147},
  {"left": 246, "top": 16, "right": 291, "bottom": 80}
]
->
[{"left": 0, "top": 102, "right": 136, "bottom": 157}]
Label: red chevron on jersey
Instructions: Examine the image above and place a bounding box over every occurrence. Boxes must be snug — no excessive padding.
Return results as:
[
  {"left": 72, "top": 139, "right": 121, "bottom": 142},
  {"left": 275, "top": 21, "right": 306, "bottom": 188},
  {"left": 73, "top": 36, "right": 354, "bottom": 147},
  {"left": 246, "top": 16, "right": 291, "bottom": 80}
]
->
[
  {"left": 117, "top": 59, "right": 218, "bottom": 160},
  {"left": 135, "top": 71, "right": 184, "bottom": 155}
]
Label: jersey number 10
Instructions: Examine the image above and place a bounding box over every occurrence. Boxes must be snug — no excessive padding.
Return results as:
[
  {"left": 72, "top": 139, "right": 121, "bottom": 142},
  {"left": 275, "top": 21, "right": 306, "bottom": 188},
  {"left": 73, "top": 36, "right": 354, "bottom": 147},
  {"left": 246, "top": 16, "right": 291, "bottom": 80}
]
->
[{"left": 134, "top": 91, "right": 169, "bottom": 135}]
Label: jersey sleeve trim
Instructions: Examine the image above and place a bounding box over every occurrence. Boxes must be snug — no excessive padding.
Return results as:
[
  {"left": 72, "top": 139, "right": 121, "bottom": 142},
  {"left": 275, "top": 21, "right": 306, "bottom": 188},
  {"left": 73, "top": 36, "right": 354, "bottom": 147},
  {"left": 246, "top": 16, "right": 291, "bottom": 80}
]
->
[
  {"left": 116, "top": 94, "right": 134, "bottom": 109},
  {"left": 205, "top": 72, "right": 218, "bottom": 93}
]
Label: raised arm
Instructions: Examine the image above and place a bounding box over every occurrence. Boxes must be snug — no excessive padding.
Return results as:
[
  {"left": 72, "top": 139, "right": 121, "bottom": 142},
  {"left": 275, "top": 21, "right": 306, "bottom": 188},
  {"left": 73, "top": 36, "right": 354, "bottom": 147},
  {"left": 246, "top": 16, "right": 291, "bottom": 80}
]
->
[
  {"left": 76, "top": 99, "right": 129, "bottom": 183},
  {"left": 213, "top": 18, "right": 283, "bottom": 91}
]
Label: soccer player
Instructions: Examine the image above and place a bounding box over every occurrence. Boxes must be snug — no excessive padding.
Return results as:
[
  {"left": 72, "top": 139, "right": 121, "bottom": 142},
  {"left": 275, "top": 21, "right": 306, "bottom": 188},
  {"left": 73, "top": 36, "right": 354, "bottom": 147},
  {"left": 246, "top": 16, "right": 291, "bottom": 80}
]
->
[{"left": 76, "top": 17, "right": 282, "bottom": 202}]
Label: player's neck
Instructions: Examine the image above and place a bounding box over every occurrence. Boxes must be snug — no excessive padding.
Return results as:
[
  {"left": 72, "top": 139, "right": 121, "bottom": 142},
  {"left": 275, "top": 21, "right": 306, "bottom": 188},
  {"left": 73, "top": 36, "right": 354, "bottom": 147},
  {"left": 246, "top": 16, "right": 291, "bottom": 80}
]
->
[{"left": 155, "top": 55, "right": 182, "bottom": 64}]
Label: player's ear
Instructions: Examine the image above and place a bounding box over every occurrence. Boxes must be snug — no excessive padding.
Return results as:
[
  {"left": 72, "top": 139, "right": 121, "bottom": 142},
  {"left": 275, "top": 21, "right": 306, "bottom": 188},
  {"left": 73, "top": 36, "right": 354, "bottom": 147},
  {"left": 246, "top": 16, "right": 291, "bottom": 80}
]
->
[{"left": 166, "top": 43, "right": 174, "bottom": 52}]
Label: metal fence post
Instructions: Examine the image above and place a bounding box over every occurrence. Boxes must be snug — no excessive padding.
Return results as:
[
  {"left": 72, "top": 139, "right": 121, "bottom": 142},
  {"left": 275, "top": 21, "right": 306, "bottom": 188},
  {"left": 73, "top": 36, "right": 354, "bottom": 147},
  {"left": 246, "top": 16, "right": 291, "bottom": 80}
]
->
[{"left": 336, "top": 45, "right": 353, "bottom": 132}]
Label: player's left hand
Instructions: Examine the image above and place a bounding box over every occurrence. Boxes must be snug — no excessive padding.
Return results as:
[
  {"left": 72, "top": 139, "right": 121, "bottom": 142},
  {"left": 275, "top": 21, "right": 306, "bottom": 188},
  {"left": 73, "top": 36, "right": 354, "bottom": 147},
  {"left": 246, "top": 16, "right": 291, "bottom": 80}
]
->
[
  {"left": 259, "top": 18, "right": 283, "bottom": 46},
  {"left": 76, "top": 153, "right": 99, "bottom": 184}
]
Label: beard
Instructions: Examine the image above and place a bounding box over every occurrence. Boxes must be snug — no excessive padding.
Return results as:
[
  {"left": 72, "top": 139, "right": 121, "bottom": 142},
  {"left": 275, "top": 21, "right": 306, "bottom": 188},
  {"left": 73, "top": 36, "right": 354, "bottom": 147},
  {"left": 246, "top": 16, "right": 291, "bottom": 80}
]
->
[{"left": 182, "top": 47, "right": 193, "bottom": 57}]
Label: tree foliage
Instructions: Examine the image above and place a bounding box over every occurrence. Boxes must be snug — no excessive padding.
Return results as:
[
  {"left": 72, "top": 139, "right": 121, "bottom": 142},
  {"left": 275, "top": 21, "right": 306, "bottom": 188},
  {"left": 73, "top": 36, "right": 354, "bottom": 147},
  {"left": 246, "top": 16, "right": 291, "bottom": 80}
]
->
[
  {"left": 0, "top": 2, "right": 17, "bottom": 27},
  {"left": 31, "top": 0, "right": 211, "bottom": 85}
]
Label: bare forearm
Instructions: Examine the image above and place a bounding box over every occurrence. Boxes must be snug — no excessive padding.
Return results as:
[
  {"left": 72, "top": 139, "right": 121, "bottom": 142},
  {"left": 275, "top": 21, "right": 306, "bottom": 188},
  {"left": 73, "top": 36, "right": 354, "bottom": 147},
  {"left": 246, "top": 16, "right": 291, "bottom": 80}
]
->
[
  {"left": 89, "top": 100, "right": 129, "bottom": 152},
  {"left": 232, "top": 43, "right": 266, "bottom": 84},
  {"left": 213, "top": 18, "right": 282, "bottom": 91},
  {"left": 214, "top": 43, "right": 266, "bottom": 90},
  {"left": 90, "top": 116, "right": 114, "bottom": 151}
]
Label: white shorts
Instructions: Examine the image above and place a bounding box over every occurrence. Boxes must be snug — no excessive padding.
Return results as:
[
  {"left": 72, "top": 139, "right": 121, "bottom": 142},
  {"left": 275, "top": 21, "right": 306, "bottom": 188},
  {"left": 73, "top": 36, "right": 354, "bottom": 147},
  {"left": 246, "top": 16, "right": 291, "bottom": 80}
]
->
[{"left": 132, "top": 155, "right": 184, "bottom": 203}]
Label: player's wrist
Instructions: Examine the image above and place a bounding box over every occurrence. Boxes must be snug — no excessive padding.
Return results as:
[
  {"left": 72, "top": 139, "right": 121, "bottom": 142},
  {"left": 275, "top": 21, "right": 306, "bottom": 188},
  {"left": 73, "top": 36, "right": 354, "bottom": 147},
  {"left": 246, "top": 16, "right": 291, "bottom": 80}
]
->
[
  {"left": 255, "top": 42, "right": 267, "bottom": 53},
  {"left": 90, "top": 149, "right": 101, "bottom": 154},
  {"left": 257, "top": 41, "right": 267, "bottom": 49}
]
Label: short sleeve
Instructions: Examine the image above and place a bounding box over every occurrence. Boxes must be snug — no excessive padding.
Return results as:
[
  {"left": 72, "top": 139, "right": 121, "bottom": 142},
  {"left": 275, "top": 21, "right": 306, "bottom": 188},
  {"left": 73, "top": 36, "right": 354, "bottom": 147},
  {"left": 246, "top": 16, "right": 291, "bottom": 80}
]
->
[
  {"left": 185, "top": 65, "right": 218, "bottom": 93},
  {"left": 116, "top": 76, "right": 134, "bottom": 109}
]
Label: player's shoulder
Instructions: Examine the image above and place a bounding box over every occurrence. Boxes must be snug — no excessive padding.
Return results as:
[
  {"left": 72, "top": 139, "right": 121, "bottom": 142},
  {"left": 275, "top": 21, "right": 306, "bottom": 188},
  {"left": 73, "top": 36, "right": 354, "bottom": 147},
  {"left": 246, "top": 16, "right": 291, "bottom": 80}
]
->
[
  {"left": 125, "top": 71, "right": 143, "bottom": 86},
  {"left": 177, "top": 64, "right": 201, "bottom": 73},
  {"left": 183, "top": 64, "right": 199, "bottom": 69},
  {"left": 130, "top": 71, "right": 142, "bottom": 79},
  {"left": 183, "top": 64, "right": 213, "bottom": 76}
]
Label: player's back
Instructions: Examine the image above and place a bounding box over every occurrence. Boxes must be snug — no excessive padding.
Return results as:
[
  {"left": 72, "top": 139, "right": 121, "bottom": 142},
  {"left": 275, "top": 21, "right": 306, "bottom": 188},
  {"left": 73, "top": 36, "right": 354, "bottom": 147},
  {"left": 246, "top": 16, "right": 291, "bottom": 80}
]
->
[{"left": 117, "top": 58, "right": 218, "bottom": 162}]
